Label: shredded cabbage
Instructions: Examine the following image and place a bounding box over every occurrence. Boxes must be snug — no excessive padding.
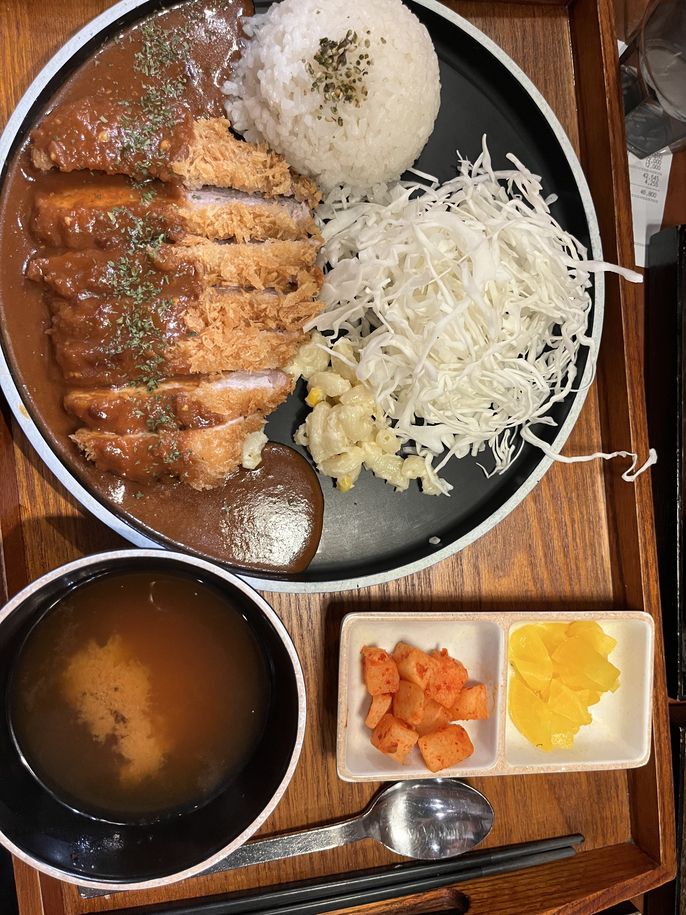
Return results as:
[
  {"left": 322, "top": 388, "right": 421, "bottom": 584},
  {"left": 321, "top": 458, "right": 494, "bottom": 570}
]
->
[{"left": 306, "top": 138, "right": 645, "bottom": 493}]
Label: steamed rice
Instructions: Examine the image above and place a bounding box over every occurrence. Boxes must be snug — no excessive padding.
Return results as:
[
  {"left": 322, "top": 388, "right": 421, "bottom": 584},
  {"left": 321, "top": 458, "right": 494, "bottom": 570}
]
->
[{"left": 223, "top": 0, "right": 441, "bottom": 192}]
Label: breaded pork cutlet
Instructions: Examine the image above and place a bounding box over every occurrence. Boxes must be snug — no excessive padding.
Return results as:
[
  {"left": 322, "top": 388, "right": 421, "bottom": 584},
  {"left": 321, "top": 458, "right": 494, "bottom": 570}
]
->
[
  {"left": 154, "top": 237, "right": 322, "bottom": 291},
  {"left": 45, "top": 282, "right": 322, "bottom": 342},
  {"left": 63, "top": 371, "right": 293, "bottom": 435},
  {"left": 31, "top": 248, "right": 320, "bottom": 385},
  {"left": 31, "top": 106, "right": 319, "bottom": 205},
  {"left": 49, "top": 294, "right": 306, "bottom": 387},
  {"left": 32, "top": 183, "right": 318, "bottom": 249},
  {"left": 71, "top": 414, "right": 266, "bottom": 490},
  {"left": 30, "top": 239, "right": 322, "bottom": 297},
  {"left": 29, "top": 95, "right": 324, "bottom": 488}
]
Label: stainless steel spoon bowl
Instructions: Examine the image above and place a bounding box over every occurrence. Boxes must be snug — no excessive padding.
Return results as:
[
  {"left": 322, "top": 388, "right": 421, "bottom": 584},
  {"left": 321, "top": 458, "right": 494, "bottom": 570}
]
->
[{"left": 204, "top": 779, "right": 494, "bottom": 874}]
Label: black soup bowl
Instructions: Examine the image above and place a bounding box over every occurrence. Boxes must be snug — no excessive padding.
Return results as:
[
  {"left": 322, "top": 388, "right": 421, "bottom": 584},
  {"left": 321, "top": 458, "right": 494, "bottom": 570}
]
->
[{"left": 0, "top": 549, "right": 306, "bottom": 890}]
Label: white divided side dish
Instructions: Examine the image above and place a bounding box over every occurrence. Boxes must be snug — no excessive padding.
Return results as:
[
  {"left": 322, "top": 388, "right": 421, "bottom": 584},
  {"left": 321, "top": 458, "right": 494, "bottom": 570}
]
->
[{"left": 337, "top": 611, "right": 654, "bottom": 781}]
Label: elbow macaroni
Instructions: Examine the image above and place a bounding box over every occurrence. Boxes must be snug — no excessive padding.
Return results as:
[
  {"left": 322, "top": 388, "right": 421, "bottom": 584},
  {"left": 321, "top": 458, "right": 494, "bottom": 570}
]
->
[
  {"left": 290, "top": 334, "right": 441, "bottom": 495},
  {"left": 241, "top": 429, "right": 268, "bottom": 470}
]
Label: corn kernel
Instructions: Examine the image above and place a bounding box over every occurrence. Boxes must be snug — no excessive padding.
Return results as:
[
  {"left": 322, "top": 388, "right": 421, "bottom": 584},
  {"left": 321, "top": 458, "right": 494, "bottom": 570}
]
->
[
  {"left": 306, "top": 387, "right": 324, "bottom": 407},
  {"left": 337, "top": 475, "right": 354, "bottom": 493}
]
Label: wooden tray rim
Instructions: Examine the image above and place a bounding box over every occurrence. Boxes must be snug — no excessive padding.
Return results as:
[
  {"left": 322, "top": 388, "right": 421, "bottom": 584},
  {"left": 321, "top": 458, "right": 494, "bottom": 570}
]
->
[{"left": 0, "top": 0, "right": 677, "bottom": 910}]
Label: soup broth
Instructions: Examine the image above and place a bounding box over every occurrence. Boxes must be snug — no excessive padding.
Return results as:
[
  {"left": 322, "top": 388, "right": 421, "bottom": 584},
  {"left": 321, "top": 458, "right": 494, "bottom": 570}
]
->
[{"left": 10, "top": 569, "right": 269, "bottom": 821}]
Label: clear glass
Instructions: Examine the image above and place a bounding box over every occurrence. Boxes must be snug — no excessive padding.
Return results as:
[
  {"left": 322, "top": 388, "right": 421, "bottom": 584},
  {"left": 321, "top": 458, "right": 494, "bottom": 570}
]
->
[{"left": 621, "top": 0, "right": 686, "bottom": 159}]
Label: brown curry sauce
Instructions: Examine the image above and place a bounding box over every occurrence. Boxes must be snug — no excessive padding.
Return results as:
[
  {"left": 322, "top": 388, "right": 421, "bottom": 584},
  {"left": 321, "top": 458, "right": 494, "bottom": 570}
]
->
[{"left": 0, "top": 0, "right": 324, "bottom": 576}]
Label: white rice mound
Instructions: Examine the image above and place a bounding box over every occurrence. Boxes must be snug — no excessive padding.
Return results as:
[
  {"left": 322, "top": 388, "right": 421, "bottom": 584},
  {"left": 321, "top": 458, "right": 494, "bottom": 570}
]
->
[{"left": 223, "top": 0, "right": 441, "bottom": 192}]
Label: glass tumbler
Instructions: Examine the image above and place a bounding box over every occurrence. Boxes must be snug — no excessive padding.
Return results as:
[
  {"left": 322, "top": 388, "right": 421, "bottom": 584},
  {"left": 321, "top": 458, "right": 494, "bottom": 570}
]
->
[{"left": 621, "top": 0, "right": 686, "bottom": 159}]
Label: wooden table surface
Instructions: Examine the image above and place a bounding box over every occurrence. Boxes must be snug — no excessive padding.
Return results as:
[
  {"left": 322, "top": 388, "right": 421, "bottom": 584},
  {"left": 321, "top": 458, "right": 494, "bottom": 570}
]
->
[{"left": 0, "top": 0, "right": 678, "bottom": 913}]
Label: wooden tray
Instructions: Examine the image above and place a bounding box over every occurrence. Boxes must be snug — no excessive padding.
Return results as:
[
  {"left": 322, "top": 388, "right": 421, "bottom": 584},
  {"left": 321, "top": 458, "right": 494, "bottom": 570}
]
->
[{"left": 0, "top": 0, "right": 676, "bottom": 912}]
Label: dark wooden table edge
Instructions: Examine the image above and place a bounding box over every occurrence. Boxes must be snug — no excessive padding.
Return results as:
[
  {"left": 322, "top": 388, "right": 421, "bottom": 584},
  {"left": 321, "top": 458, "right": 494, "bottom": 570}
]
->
[{"left": 1, "top": 0, "right": 678, "bottom": 911}]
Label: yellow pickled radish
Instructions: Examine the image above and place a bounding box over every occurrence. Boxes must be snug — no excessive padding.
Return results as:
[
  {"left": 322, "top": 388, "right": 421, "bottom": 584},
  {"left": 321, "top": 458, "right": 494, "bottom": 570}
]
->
[
  {"left": 547, "top": 679, "right": 592, "bottom": 727},
  {"left": 550, "top": 712, "right": 579, "bottom": 749},
  {"left": 553, "top": 663, "right": 600, "bottom": 692},
  {"left": 552, "top": 637, "right": 620, "bottom": 692},
  {"left": 576, "top": 688, "right": 602, "bottom": 707},
  {"left": 537, "top": 623, "right": 569, "bottom": 655},
  {"left": 509, "top": 626, "right": 553, "bottom": 693},
  {"left": 567, "top": 621, "right": 617, "bottom": 658},
  {"left": 508, "top": 672, "right": 552, "bottom": 752},
  {"left": 508, "top": 620, "right": 620, "bottom": 752}
]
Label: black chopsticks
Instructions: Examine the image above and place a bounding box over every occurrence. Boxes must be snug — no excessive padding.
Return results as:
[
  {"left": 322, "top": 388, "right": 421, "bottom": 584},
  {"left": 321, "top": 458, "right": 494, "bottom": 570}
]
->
[{"left": 114, "top": 833, "right": 584, "bottom": 914}]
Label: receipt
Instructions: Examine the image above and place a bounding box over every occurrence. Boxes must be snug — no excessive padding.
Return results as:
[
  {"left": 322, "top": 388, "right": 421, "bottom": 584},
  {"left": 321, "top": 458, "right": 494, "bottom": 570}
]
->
[
  {"left": 617, "top": 39, "right": 673, "bottom": 267},
  {"left": 628, "top": 150, "right": 673, "bottom": 267}
]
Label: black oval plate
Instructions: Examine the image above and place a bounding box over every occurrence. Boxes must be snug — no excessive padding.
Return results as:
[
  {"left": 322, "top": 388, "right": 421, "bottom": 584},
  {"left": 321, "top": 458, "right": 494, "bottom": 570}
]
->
[{"left": 0, "top": 0, "right": 602, "bottom": 592}]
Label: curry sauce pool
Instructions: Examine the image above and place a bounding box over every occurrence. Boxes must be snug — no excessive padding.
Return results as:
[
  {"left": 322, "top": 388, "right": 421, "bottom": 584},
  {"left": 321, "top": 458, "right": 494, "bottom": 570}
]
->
[{"left": 10, "top": 569, "right": 269, "bottom": 821}]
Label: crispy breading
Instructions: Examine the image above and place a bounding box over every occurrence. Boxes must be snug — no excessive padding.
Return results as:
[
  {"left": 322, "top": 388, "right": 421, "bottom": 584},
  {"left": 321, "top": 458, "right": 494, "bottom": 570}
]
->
[
  {"left": 183, "top": 283, "right": 323, "bottom": 334},
  {"left": 52, "top": 307, "right": 306, "bottom": 386},
  {"left": 31, "top": 148, "right": 52, "bottom": 171},
  {"left": 29, "top": 95, "right": 324, "bottom": 489},
  {"left": 171, "top": 118, "right": 320, "bottom": 206},
  {"left": 181, "top": 189, "right": 318, "bottom": 242},
  {"left": 29, "top": 242, "right": 321, "bottom": 302},
  {"left": 155, "top": 238, "right": 322, "bottom": 291},
  {"left": 49, "top": 280, "right": 320, "bottom": 343},
  {"left": 169, "top": 326, "right": 305, "bottom": 377}
]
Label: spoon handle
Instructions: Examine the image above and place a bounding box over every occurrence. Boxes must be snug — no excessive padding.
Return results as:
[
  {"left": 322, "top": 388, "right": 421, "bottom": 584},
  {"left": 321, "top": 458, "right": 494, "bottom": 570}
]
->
[{"left": 201, "top": 816, "right": 368, "bottom": 874}]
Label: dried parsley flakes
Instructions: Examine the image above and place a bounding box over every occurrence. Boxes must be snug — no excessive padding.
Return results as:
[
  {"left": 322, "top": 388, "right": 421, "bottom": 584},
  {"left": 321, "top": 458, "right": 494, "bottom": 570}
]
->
[{"left": 306, "top": 30, "right": 373, "bottom": 121}]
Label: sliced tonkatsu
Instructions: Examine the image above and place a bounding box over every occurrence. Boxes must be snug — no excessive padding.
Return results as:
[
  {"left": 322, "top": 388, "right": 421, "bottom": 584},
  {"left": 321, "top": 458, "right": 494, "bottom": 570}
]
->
[
  {"left": 28, "top": 94, "right": 323, "bottom": 488},
  {"left": 31, "top": 106, "right": 319, "bottom": 204},
  {"left": 71, "top": 415, "right": 266, "bottom": 489},
  {"left": 31, "top": 252, "right": 319, "bottom": 384},
  {"left": 51, "top": 313, "right": 305, "bottom": 386},
  {"left": 32, "top": 182, "right": 318, "bottom": 249},
  {"left": 29, "top": 239, "right": 321, "bottom": 296},
  {"left": 154, "top": 238, "right": 322, "bottom": 291},
  {"left": 46, "top": 284, "right": 321, "bottom": 341},
  {"left": 63, "top": 371, "right": 293, "bottom": 435}
]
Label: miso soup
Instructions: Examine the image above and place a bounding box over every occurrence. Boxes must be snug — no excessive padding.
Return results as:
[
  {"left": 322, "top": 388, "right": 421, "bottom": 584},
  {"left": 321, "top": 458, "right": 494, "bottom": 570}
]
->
[{"left": 10, "top": 569, "right": 269, "bottom": 821}]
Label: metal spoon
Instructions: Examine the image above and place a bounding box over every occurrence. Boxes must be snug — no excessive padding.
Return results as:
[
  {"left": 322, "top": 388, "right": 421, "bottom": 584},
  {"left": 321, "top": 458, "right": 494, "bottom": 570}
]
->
[{"left": 202, "top": 779, "right": 494, "bottom": 875}]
